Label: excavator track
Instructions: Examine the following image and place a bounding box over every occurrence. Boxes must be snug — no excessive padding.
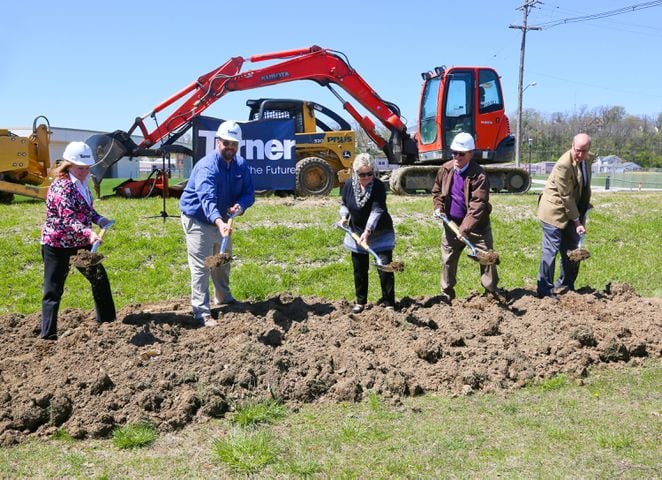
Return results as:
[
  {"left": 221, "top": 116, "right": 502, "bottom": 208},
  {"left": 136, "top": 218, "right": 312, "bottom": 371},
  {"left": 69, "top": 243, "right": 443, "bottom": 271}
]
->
[{"left": 388, "top": 165, "right": 531, "bottom": 195}]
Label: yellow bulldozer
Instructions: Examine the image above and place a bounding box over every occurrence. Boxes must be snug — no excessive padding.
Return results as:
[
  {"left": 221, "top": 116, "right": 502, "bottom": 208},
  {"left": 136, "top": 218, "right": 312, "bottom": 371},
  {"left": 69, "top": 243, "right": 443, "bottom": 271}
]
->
[
  {"left": 0, "top": 117, "right": 52, "bottom": 203},
  {"left": 246, "top": 98, "right": 355, "bottom": 195}
]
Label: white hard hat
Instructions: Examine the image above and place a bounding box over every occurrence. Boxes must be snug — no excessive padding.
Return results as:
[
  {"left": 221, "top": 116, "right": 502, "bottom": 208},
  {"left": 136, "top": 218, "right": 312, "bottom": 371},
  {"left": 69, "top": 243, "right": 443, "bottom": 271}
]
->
[
  {"left": 450, "top": 132, "right": 475, "bottom": 152},
  {"left": 216, "top": 121, "right": 242, "bottom": 143},
  {"left": 63, "top": 141, "right": 95, "bottom": 166}
]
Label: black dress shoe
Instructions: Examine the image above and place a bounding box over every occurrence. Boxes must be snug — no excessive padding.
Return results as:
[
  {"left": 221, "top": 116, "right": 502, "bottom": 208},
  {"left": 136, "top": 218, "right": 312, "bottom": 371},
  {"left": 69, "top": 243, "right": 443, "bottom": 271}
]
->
[{"left": 352, "top": 304, "right": 365, "bottom": 314}]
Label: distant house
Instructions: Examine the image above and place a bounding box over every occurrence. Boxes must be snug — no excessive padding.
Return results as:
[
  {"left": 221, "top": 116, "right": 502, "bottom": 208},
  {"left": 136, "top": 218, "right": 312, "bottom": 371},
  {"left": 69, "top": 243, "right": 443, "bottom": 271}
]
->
[
  {"left": 593, "top": 155, "right": 640, "bottom": 173},
  {"left": 531, "top": 162, "right": 556, "bottom": 174},
  {"left": 619, "top": 162, "right": 642, "bottom": 173}
]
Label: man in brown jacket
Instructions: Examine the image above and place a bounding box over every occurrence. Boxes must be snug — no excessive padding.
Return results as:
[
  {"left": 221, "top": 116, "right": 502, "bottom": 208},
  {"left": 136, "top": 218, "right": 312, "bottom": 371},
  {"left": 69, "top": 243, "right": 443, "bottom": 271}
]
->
[
  {"left": 432, "top": 132, "right": 499, "bottom": 304},
  {"left": 537, "top": 133, "right": 593, "bottom": 299}
]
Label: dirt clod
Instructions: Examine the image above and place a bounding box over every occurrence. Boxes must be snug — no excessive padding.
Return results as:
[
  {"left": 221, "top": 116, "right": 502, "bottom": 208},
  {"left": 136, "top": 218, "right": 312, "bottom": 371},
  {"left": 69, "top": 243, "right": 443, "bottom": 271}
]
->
[
  {"left": 204, "top": 253, "right": 232, "bottom": 269},
  {"left": 70, "top": 250, "right": 104, "bottom": 268},
  {"left": 380, "top": 261, "right": 405, "bottom": 273},
  {"left": 568, "top": 248, "right": 591, "bottom": 262},
  {"left": 0, "top": 283, "right": 660, "bottom": 445},
  {"left": 475, "top": 249, "right": 500, "bottom": 265}
]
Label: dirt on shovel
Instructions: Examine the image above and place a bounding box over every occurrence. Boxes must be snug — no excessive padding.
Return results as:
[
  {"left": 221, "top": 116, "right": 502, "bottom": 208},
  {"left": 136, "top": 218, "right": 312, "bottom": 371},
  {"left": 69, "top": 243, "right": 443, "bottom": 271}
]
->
[
  {"left": 204, "top": 253, "right": 232, "bottom": 269},
  {"left": 70, "top": 250, "right": 105, "bottom": 268},
  {"left": 568, "top": 248, "right": 591, "bottom": 262},
  {"left": 379, "top": 261, "right": 405, "bottom": 273},
  {"left": 475, "top": 249, "right": 500, "bottom": 266}
]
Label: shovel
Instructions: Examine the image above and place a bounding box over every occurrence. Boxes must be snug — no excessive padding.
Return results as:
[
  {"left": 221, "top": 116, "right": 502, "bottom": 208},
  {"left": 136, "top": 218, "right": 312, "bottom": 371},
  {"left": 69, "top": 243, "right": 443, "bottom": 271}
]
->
[
  {"left": 204, "top": 214, "right": 237, "bottom": 269},
  {"left": 433, "top": 212, "right": 499, "bottom": 266},
  {"left": 336, "top": 223, "right": 404, "bottom": 273},
  {"left": 568, "top": 209, "right": 592, "bottom": 262},
  {"left": 71, "top": 220, "right": 115, "bottom": 268}
]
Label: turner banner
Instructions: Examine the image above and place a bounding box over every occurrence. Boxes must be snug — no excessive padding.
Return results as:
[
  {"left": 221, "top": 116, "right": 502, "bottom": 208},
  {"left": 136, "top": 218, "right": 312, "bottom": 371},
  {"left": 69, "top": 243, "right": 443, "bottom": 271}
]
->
[{"left": 192, "top": 116, "right": 296, "bottom": 190}]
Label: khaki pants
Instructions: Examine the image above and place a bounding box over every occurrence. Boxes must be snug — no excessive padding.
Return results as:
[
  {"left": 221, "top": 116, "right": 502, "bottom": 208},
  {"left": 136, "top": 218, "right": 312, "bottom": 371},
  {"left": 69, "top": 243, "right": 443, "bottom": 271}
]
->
[
  {"left": 181, "top": 214, "right": 233, "bottom": 319},
  {"left": 440, "top": 225, "right": 498, "bottom": 298}
]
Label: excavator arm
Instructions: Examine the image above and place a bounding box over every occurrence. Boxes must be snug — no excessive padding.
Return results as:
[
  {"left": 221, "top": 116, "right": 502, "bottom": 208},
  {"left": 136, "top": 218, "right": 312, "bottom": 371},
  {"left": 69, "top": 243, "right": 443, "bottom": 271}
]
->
[{"left": 88, "top": 46, "right": 417, "bottom": 193}]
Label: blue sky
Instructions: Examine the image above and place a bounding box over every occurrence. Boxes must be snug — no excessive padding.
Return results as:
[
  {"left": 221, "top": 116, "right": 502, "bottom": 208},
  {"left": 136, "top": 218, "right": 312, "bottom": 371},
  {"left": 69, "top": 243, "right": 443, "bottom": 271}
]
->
[{"left": 2, "top": 0, "right": 661, "bottom": 134}]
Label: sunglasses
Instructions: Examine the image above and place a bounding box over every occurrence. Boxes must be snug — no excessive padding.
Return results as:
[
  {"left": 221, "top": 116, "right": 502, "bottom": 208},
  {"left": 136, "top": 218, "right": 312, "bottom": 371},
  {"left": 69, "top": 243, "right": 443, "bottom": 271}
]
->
[
  {"left": 221, "top": 140, "right": 239, "bottom": 148},
  {"left": 357, "top": 171, "right": 374, "bottom": 178},
  {"left": 451, "top": 151, "right": 467, "bottom": 157}
]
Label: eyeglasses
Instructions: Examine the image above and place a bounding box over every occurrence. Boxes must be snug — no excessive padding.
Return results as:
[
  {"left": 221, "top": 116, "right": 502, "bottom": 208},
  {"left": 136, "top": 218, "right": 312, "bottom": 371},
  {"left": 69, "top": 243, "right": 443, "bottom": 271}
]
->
[
  {"left": 221, "top": 140, "right": 239, "bottom": 148},
  {"left": 451, "top": 151, "right": 467, "bottom": 157},
  {"left": 357, "top": 171, "right": 374, "bottom": 178}
]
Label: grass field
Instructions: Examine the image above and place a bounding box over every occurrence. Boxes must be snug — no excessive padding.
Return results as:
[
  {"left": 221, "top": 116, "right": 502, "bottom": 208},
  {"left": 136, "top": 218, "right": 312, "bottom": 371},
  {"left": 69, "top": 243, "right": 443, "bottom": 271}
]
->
[
  {"left": 0, "top": 189, "right": 660, "bottom": 478},
  {"left": 1, "top": 189, "right": 661, "bottom": 315}
]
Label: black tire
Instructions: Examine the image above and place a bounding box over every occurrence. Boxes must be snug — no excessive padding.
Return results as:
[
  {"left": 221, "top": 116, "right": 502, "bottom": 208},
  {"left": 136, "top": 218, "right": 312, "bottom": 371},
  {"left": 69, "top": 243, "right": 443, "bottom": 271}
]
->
[
  {"left": 0, "top": 191, "right": 14, "bottom": 204},
  {"left": 295, "top": 157, "right": 334, "bottom": 196},
  {"left": 505, "top": 171, "right": 530, "bottom": 194}
]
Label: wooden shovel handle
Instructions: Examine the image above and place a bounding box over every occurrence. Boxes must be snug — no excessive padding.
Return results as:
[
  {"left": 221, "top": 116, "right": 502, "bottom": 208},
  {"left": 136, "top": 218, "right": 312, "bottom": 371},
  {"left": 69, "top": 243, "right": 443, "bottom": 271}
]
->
[{"left": 349, "top": 231, "right": 370, "bottom": 250}]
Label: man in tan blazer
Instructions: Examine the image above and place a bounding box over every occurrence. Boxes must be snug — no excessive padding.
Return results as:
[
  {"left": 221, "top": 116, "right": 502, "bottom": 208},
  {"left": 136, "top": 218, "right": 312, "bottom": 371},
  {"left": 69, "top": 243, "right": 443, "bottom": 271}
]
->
[{"left": 537, "top": 133, "right": 593, "bottom": 299}]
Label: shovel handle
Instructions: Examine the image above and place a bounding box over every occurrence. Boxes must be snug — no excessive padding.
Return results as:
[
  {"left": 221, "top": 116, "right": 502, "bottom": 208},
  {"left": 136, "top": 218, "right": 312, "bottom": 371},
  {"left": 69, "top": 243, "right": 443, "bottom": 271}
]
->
[
  {"left": 90, "top": 228, "right": 107, "bottom": 253},
  {"left": 434, "top": 213, "right": 478, "bottom": 255},
  {"left": 335, "top": 222, "right": 384, "bottom": 267},
  {"left": 219, "top": 217, "right": 235, "bottom": 254}
]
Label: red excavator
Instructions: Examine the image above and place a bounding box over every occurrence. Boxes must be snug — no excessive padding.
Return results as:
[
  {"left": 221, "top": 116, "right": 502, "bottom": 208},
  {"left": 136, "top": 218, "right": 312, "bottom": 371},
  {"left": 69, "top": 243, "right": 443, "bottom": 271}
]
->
[{"left": 88, "top": 45, "right": 529, "bottom": 196}]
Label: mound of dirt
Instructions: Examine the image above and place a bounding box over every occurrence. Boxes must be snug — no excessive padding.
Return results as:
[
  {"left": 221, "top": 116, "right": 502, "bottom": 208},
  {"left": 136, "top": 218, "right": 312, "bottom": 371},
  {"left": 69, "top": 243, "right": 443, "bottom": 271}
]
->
[{"left": 1, "top": 283, "right": 660, "bottom": 446}]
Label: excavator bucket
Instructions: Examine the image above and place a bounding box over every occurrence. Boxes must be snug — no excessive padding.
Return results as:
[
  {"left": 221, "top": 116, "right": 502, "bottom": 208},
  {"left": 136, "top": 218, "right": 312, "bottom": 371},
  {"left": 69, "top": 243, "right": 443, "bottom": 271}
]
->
[{"left": 86, "top": 131, "right": 137, "bottom": 197}]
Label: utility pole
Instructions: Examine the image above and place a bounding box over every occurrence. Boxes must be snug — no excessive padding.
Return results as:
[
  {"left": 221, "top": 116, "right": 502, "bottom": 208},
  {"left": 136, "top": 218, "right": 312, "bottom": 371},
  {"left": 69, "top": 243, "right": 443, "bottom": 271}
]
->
[{"left": 510, "top": 1, "right": 541, "bottom": 168}]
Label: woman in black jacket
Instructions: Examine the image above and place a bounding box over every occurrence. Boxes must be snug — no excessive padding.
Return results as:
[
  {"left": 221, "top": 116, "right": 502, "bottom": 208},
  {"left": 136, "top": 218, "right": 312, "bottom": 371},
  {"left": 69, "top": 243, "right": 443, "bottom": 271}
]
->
[{"left": 339, "top": 153, "right": 396, "bottom": 313}]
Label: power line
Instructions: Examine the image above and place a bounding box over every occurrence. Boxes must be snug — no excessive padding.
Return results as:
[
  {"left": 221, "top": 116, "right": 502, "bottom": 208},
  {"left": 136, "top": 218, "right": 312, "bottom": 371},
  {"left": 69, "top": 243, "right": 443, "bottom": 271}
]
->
[{"left": 531, "top": 1, "right": 662, "bottom": 29}]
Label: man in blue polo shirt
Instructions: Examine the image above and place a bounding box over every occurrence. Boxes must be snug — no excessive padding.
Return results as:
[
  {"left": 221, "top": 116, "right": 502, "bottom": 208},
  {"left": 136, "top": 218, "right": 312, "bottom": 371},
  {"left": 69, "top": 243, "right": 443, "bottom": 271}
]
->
[
  {"left": 180, "top": 121, "right": 255, "bottom": 326},
  {"left": 432, "top": 132, "right": 500, "bottom": 305}
]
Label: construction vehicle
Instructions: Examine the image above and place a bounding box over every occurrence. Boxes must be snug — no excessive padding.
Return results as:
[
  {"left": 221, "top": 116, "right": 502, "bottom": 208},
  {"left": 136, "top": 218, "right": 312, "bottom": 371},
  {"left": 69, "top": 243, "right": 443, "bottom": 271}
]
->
[
  {"left": 390, "top": 65, "right": 529, "bottom": 194},
  {"left": 0, "top": 117, "right": 52, "bottom": 203},
  {"left": 246, "top": 98, "right": 354, "bottom": 195},
  {"left": 87, "top": 45, "right": 529, "bottom": 196}
]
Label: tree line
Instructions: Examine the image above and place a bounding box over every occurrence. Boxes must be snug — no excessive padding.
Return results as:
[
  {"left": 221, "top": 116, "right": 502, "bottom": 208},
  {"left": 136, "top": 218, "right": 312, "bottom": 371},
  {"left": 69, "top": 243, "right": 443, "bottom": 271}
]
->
[{"left": 519, "top": 106, "right": 662, "bottom": 168}]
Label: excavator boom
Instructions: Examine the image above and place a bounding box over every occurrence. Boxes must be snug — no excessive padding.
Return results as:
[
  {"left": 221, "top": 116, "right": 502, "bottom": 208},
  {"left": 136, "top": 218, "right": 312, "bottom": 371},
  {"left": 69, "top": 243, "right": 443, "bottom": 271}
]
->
[{"left": 88, "top": 46, "right": 417, "bottom": 194}]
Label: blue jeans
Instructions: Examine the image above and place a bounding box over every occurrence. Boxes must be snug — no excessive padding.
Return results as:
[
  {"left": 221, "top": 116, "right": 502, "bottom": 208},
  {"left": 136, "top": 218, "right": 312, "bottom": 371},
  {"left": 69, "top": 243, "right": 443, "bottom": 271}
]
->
[{"left": 537, "top": 221, "right": 580, "bottom": 297}]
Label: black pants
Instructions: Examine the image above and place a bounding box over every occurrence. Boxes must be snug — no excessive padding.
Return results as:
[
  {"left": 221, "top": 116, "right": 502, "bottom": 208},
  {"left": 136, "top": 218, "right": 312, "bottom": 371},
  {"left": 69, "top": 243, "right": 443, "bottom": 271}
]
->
[
  {"left": 351, "top": 250, "right": 395, "bottom": 307},
  {"left": 41, "top": 244, "right": 116, "bottom": 339}
]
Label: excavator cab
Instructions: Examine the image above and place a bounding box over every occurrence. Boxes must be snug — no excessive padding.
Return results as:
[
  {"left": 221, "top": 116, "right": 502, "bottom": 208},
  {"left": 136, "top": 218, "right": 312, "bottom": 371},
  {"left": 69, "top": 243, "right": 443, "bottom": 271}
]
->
[
  {"left": 418, "top": 66, "right": 512, "bottom": 162},
  {"left": 398, "top": 66, "right": 528, "bottom": 194}
]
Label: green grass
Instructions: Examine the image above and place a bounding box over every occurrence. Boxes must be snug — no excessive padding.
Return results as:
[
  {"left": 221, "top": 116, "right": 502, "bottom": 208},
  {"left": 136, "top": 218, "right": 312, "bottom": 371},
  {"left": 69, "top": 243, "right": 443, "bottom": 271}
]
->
[
  {"left": 111, "top": 422, "right": 158, "bottom": 449},
  {"left": 1, "top": 363, "right": 660, "bottom": 478},
  {"left": 211, "top": 428, "right": 279, "bottom": 473},
  {"left": 2, "top": 190, "right": 660, "bottom": 315},
  {"left": 233, "top": 399, "right": 288, "bottom": 427},
  {"left": 1, "top": 191, "right": 661, "bottom": 478}
]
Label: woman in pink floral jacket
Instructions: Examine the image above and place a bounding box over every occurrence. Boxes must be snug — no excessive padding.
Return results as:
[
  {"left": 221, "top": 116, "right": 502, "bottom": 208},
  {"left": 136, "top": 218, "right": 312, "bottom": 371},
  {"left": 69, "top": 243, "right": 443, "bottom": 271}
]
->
[{"left": 40, "top": 142, "right": 115, "bottom": 340}]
